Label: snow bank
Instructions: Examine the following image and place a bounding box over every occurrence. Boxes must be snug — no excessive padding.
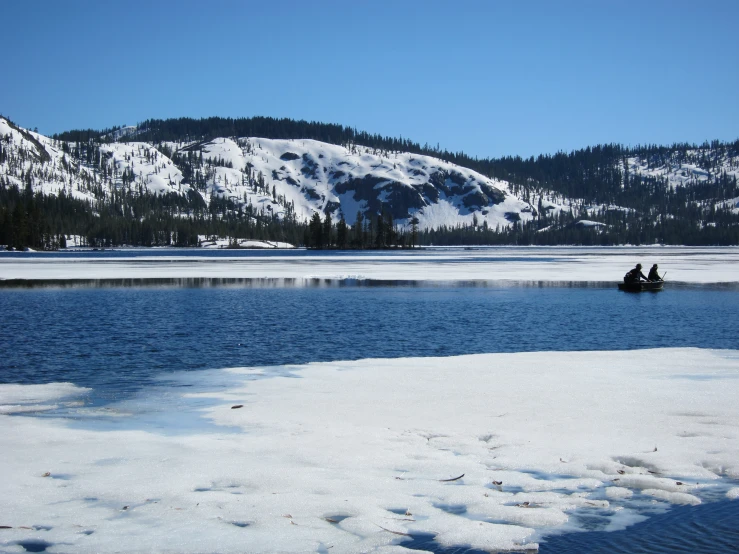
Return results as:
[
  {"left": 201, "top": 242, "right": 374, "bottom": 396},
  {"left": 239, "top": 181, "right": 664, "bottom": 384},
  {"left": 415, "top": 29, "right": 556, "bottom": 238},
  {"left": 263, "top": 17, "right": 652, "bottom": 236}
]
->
[
  {"left": 1, "top": 246, "right": 739, "bottom": 284},
  {"left": 1, "top": 348, "right": 738, "bottom": 552},
  {"left": 197, "top": 236, "right": 295, "bottom": 249},
  {"left": 575, "top": 219, "right": 606, "bottom": 228}
]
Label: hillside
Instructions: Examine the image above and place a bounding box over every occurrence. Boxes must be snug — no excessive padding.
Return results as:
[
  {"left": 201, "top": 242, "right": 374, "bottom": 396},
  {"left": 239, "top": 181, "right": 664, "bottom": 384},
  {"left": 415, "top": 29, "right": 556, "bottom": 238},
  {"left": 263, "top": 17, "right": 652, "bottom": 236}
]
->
[
  {"left": 168, "top": 136, "right": 544, "bottom": 229},
  {"left": 0, "top": 116, "right": 559, "bottom": 247},
  {"left": 1, "top": 115, "right": 739, "bottom": 248}
]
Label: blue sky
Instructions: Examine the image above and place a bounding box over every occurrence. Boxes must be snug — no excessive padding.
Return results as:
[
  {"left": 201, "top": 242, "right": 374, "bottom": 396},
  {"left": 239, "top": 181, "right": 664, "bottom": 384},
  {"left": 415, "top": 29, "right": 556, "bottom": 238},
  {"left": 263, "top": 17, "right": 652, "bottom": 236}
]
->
[{"left": 2, "top": 0, "right": 737, "bottom": 158}]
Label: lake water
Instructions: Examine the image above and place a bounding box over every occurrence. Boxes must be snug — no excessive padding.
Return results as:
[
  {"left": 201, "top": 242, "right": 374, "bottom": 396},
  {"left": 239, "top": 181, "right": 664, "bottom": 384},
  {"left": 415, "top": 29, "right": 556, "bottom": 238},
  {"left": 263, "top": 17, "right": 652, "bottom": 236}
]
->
[
  {"left": 401, "top": 498, "right": 739, "bottom": 553},
  {"left": 1, "top": 270, "right": 738, "bottom": 552},
  {"left": 2, "top": 283, "right": 738, "bottom": 399}
]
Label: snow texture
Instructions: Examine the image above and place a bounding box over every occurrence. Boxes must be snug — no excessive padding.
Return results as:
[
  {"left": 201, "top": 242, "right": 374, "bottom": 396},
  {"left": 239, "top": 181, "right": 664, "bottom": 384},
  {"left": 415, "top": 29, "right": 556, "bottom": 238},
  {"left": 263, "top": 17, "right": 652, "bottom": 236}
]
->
[
  {"left": 0, "top": 383, "right": 90, "bottom": 414},
  {"left": 1, "top": 348, "right": 738, "bottom": 553},
  {"left": 623, "top": 150, "right": 739, "bottom": 215},
  {"left": 625, "top": 151, "right": 739, "bottom": 190},
  {"left": 1, "top": 246, "right": 738, "bottom": 284},
  {"left": 197, "top": 236, "right": 294, "bottom": 249},
  {"left": 4, "top": 117, "right": 739, "bottom": 233},
  {"left": 0, "top": 117, "right": 554, "bottom": 231}
]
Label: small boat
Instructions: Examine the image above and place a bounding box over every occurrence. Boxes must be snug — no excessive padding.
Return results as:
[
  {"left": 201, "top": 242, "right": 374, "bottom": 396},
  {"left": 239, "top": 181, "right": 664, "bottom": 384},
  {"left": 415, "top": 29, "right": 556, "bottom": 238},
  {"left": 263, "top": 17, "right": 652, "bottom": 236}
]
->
[{"left": 618, "top": 280, "right": 664, "bottom": 292}]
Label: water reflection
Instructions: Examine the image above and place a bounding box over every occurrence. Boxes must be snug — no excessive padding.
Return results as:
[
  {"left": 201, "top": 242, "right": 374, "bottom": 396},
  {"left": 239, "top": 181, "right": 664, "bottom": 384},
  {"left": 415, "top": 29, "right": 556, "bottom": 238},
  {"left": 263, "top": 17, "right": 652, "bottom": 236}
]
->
[{"left": 2, "top": 276, "right": 738, "bottom": 290}]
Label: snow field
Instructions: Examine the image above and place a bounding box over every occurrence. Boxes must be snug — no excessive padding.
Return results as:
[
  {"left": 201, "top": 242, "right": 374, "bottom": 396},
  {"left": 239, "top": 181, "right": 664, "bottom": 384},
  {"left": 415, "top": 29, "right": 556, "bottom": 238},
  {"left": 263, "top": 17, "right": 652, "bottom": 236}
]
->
[
  {"left": 1, "top": 348, "right": 738, "bottom": 553},
  {"left": 625, "top": 152, "right": 739, "bottom": 189},
  {"left": 1, "top": 118, "right": 191, "bottom": 203},
  {"left": 0, "top": 118, "right": 99, "bottom": 204},
  {"left": 244, "top": 138, "right": 537, "bottom": 228},
  {"left": 98, "top": 142, "right": 188, "bottom": 195},
  {"left": 1, "top": 246, "right": 738, "bottom": 284}
]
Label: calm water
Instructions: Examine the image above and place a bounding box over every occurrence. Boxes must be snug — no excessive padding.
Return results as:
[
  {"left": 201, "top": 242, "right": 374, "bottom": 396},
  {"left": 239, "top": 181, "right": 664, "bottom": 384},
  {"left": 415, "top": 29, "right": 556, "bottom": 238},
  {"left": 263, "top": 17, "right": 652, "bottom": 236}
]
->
[
  {"left": 2, "top": 280, "right": 739, "bottom": 552},
  {"left": 539, "top": 498, "right": 739, "bottom": 553},
  {"left": 1, "top": 284, "right": 738, "bottom": 401},
  {"left": 400, "top": 499, "right": 739, "bottom": 553}
]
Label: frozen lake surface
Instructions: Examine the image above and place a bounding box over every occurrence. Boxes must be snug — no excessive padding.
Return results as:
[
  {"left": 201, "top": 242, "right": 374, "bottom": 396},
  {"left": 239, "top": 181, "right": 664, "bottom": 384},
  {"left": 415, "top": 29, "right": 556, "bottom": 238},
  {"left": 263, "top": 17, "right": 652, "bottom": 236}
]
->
[
  {"left": 2, "top": 245, "right": 739, "bottom": 284},
  {"left": 1, "top": 248, "right": 738, "bottom": 553}
]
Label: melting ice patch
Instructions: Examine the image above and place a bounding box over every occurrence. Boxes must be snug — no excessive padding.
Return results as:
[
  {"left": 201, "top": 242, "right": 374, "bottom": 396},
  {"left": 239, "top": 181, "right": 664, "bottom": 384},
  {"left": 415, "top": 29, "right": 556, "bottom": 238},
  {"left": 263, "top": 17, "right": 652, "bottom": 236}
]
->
[
  {"left": 0, "top": 382, "right": 90, "bottom": 414},
  {"left": 3, "top": 246, "right": 739, "bottom": 285},
  {"left": 0, "top": 243, "right": 739, "bottom": 288},
  {"left": 1, "top": 348, "right": 739, "bottom": 553}
]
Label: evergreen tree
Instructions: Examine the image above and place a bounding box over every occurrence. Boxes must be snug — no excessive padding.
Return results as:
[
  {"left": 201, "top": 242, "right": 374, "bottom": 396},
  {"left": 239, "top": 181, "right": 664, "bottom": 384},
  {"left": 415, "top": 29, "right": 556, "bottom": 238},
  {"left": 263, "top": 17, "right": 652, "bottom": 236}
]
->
[
  {"left": 323, "top": 211, "right": 332, "bottom": 248},
  {"left": 409, "top": 216, "right": 419, "bottom": 248},
  {"left": 309, "top": 212, "right": 323, "bottom": 248},
  {"left": 336, "top": 215, "right": 348, "bottom": 249},
  {"left": 353, "top": 211, "right": 363, "bottom": 248}
]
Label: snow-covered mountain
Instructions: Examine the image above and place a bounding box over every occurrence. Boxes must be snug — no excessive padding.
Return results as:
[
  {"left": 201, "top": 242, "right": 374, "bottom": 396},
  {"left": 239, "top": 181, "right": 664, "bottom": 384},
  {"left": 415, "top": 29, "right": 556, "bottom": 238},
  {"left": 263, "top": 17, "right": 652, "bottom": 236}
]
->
[
  {"left": 0, "top": 117, "right": 550, "bottom": 230},
  {"left": 0, "top": 117, "right": 192, "bottom": 203},
  {"left": 624, "top": 149, "right": 739, "bottom": 213},
  {"left": 3, "top": 115, "right": 737, "bottom": 242},
  {"left": 183, "top": 136, "right": 547, "bottom": 228},
  {"left": 625, "top": 150, "right": 739, "bottom": 189}
]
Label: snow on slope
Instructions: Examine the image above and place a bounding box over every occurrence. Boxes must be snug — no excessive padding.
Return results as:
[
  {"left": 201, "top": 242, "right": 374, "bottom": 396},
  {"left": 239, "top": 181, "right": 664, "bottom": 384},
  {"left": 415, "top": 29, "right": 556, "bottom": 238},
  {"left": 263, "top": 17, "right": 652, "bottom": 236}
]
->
[
  {"left": 98, "top": 142, "right": 188, "bottom": 195},
  {"left": 625, "top": 149, "right": 739, "bottom": 216},
  {"left": 724, "top": 195, "right": 739, "bottom": 214},
  {"left": 625, "top": 149, "right": 739, "bottom": 189},
  {"left": 0, "top": 118, "right": 98, "bottom": 203},
  {"left": 0, "top": 118, "right": 191, "bottom": 203},
  {"left": 5, "top": 117, "right": 738, "bottom": 231},
  {"left": 182, "top": 136, "right": 541, "bottom": 229},
  {"left": 103, "top": 125, "right": 138, "bottom": 141},
  {"left": 1, "top": 116, "right": 550, "bottom": 230}
]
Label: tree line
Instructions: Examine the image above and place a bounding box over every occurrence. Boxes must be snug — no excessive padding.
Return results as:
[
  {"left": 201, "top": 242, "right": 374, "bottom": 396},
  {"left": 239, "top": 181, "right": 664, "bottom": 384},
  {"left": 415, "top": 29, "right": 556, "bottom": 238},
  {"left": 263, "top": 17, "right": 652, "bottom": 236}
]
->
[
  {"left": 3, "top": 173, "right": 737, "bottom": 249},
  {"left": 0, "top": 178, "right": 307, "bottom": 249}
]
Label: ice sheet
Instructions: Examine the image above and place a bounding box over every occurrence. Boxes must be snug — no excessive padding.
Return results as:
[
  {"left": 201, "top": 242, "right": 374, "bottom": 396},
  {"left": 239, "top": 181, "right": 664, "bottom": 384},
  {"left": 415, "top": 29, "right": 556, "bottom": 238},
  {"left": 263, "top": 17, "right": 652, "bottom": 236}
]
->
[
  {"left": 1, "top": 246, "right": 739, "bottom": 283},
  {"left": 1, "top": 348, "right": 738, "bottom": 552},
  {"left": 0, "top": 383, "right": 90, "bottom": 414}
]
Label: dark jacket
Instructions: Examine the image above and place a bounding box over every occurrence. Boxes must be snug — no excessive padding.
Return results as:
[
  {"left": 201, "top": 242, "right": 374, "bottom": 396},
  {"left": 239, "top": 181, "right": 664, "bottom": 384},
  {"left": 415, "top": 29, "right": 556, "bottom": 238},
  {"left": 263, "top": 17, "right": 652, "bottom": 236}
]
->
[
  {"left": 648, "top": 267, "right": 662, "bottom": 281},
  {"left": 625, "top": 267, "right": 648, "bottom": 283}
]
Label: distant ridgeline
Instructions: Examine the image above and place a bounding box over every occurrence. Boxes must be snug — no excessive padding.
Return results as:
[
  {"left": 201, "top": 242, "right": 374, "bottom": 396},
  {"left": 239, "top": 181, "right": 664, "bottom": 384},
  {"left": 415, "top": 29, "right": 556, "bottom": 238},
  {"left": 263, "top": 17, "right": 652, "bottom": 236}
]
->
[{"left": 1, "top": 114, "right": 738, "bottom": 249}]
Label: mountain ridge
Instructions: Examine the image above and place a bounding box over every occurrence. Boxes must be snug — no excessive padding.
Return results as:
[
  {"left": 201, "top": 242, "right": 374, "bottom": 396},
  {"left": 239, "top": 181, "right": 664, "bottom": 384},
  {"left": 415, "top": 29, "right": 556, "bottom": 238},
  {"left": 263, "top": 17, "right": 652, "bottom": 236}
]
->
[
  {"left": 1, "top": 116, "right": 550, "bottom": 231},
  {"left": 1, "top": 114, "right": 738, "bottom": 248}
]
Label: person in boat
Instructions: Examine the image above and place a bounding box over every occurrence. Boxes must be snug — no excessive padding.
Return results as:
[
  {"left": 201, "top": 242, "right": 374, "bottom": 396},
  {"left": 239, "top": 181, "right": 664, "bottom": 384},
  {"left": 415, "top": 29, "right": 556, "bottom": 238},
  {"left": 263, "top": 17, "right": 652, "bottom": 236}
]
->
[
  {"left": 624, "top": 263, "right": 649, "bottom": 283},
  {"left": 648, "top": 264, "right": 663, "bottom": 282}
]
